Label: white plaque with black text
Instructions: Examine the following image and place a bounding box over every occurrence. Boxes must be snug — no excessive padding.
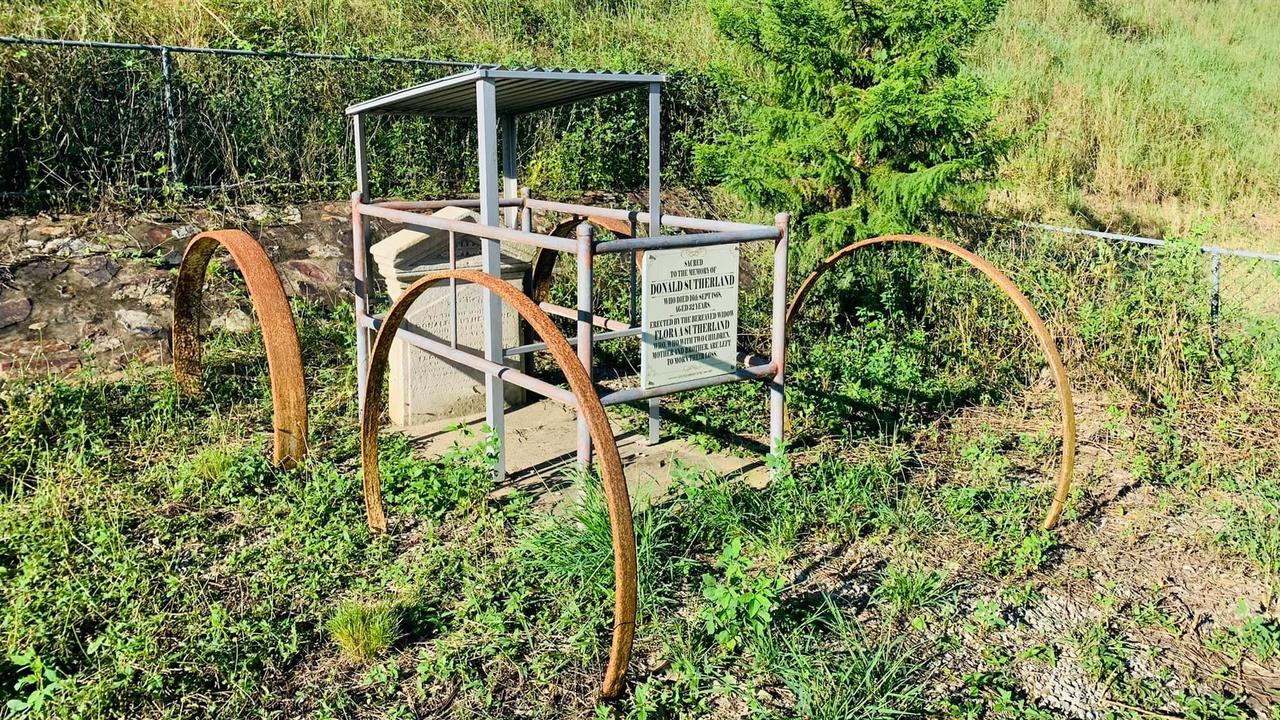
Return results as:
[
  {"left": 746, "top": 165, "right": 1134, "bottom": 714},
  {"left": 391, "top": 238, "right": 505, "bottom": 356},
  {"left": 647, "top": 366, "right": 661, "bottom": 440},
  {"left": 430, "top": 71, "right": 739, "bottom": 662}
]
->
[{"left": 640, "top": 244, "right": 740, "bottom": 389}]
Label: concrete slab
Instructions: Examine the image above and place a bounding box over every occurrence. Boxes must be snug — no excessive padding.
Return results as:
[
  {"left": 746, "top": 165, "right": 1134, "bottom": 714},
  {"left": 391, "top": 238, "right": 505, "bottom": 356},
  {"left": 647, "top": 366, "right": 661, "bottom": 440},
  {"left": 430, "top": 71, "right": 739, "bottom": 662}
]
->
[{"left": 401, "top": 397, "right": 769, "bottom": 507}]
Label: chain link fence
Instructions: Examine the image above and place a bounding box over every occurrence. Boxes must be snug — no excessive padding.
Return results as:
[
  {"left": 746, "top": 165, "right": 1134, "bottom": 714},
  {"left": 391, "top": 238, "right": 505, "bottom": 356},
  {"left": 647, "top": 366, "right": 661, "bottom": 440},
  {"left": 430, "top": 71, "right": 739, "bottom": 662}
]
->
[{"left": 0, "top": 36, "right": 726, "bottom": 211}]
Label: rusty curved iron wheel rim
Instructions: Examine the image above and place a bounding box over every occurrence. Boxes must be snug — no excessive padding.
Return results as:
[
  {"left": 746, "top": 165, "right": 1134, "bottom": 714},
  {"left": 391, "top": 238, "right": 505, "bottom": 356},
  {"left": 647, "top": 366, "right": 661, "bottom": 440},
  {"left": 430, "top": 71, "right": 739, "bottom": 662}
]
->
[
  {"left": 172, "top": 230, "right": 308, "bottom": 469},
  {"left": 529, "top": 214, "right": 639, "bottom": 303},
  {"left": 360, "top": 268, "right": 638, "bottom": 699},
  {"left": 785, "top": 234, "right": 1076, "bottom": 530}
]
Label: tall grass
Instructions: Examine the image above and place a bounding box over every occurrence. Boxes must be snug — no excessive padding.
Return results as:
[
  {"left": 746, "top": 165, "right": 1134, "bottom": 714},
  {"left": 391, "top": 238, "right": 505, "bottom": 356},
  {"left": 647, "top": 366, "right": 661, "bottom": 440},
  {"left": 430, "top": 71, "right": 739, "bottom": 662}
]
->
[
  {"left": 0, "top": 0, "right": 720, "bottom": 70},
  {"left": 972, "top": 0, "right": 1280, "bottom": 244},
  {"left": 5, "top": 0, "right": 1280, "bottom": 240}
]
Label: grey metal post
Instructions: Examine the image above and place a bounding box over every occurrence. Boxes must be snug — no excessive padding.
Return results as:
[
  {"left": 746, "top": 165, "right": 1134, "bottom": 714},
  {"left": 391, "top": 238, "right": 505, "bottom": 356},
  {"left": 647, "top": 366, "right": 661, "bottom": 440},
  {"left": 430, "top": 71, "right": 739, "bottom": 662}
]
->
[
  {"left": 1210, "top": 252, "right": 1222, "bottom": 327},
  {"left": 351, "top": 113, "right": 372, "bottom": 413},
  {"left": 501, "top": 114, "right": 518, "bottom": 228},
  {"left": 476, "top": 77, "right": 506, "bottom": 479},
  {"left": 577, "top": 223, "right": 595, "bottom": 467},
  {"left": 646, "top": 81, "right": 662, "bottom": 445},
  {"left": 158, "top": 46, "right": 180, "bottom": 185},
  {"left": 770, "top": 213, "right": 790, "bottom": 457}
]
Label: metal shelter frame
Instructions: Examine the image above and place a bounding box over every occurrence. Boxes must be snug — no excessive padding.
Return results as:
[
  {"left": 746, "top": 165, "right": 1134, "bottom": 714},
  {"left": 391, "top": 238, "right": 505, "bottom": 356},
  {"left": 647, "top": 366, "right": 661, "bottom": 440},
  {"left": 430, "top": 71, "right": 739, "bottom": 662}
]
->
[{"left": 347, "top": 67, "right": 789, "bottom": 479}]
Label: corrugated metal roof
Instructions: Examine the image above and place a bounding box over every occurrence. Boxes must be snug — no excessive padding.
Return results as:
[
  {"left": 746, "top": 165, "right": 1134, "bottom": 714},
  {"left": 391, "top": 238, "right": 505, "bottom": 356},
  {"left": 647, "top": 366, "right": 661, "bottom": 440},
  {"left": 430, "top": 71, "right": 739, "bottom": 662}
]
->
[{"left": 346, "top": 67, "right": 665, "bottom": 117}]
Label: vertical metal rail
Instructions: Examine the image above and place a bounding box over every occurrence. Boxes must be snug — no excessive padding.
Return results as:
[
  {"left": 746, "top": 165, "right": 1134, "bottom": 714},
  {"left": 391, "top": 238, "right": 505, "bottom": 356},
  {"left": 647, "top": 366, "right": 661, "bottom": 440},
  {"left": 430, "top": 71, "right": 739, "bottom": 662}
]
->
[
  {"left": 629, "top": 216, "right": 638, "bottom": 326},
  {"left": 158, "top": 47, "right": 181, "bottom": 185},
  {"left": 501, "top": 115, "right": 518, "bottom": 228},
  {"left": 475, "top": 76, "right": 506, "bottom": 479},
  {"left": 449, "top": 230, "right": 458, "bottom": 348},
  {"left": 770, "top": 213, "right": 790, "bottom": 456},
  {"left": 646, "top": 81, "right": 663, "bottom": 445},
  {"left": 1210, "top": 252, "right": 1222, "bottom": 344},
  {"left": 351, "top": 114, "right": 372, "bottom": 414},
  {"left": 577, "top": 223, "right": 596, "bottom": 466}
]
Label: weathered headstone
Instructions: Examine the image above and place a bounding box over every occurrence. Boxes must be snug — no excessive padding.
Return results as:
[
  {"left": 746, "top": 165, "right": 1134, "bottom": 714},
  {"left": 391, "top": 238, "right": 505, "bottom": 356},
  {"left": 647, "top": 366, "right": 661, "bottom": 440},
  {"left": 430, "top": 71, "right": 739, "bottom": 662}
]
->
[{"left": 370, "top": 207, "right": 530, "bottom": 426}]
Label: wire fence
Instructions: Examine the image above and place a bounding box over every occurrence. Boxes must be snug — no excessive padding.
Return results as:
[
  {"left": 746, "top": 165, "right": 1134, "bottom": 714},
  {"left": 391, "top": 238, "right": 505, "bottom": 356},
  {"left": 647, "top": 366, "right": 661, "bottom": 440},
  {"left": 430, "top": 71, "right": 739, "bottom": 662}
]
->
[
  {"left": 0, "top": 36, "right": 725, "bottom": 211},
  {"left": 0, "top": 36, "right": 487, "bottom": 206},
  {"left": 1020, "top": 222, "right": 1280, "bottom": 330},
  {"left": 3, "top": 37, "right": 1277, "bottom": 342}
]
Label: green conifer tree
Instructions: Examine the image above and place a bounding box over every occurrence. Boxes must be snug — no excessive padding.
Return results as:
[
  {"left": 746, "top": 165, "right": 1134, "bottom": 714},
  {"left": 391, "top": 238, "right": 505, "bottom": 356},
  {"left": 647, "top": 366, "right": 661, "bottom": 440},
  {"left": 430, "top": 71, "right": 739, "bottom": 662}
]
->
[{"left": 698, "top": 0, "right": 1008, "bottom": 260}]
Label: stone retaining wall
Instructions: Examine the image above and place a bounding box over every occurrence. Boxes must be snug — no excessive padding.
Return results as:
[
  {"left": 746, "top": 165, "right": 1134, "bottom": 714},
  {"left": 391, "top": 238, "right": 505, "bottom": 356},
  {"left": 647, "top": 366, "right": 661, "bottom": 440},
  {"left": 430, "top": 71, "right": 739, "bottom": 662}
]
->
[
  {"left": 0, "top": 202, "right": 352, "bottom": 378},
  {"left": 0, "top": 189, "right": 723, "bottom": 380}
]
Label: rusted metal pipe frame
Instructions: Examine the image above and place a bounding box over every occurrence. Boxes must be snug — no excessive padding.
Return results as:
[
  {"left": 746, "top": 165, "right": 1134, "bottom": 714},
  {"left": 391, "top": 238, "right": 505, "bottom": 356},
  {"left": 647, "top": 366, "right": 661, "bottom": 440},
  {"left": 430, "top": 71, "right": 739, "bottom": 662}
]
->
[
  {"left": 172, "top": 230, "right": 308, "bottom": 469},
  {"left": 370, "top": 197, "right": 525, "bottom": 211},
  {"left": 360, "top": 269, "right": 637, "bottom": 698},
  {"left": 504, "top": 326, "right": 644, "bottom": 358},
  {"left": 524, "top": 210, "right": 790, "bottom": 452},
  {"left": 356, "top": 201, "right": 577, "bottom": 254},
  {"left": 600, "top": 362, "right": 778, "bottom": 406},
  {"left": 594, "top": 227, "right": 780, "bottom": 255},
  {"left": 525, "top": 197, "right": 770, "bottom": 233},
  {"left": 539, "top": 301, "right": 633, "bottom": 332},
  {"left": 784, "top": 235, "right": 1076, "bottom": 530}
]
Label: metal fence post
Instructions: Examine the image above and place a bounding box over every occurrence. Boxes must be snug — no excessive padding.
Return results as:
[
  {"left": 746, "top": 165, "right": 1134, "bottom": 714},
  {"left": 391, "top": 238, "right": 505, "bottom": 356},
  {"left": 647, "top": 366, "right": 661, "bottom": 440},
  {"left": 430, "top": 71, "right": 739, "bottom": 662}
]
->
[
  {"left": 158, "top": 46, "right": 180, "bottom": 186},
  {"left": 770, "top": 213, "right": 789, "bottom": 459},
  {"left": 1209, "top": 252, "right": 1222, "bottom": 342},
  {"left": 476, "top": 75, "right": 506, "bottom": 481}
]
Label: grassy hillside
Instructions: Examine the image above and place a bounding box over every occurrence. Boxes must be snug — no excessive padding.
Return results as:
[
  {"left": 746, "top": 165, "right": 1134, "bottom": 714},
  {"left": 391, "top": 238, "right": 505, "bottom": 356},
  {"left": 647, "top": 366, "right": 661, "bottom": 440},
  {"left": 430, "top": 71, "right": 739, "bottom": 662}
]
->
[
  {"left": 972, "top": 0, "right": 1280, "bottom": 248},
  {"left": 3, "top": 0, "right": 1279, "bottom": 250},
  {"left": 0, "top": 0, "right": 721, "bottom": 72},
  {"left": 3, "top": 217, "right": 1279, "bottom": 718}
]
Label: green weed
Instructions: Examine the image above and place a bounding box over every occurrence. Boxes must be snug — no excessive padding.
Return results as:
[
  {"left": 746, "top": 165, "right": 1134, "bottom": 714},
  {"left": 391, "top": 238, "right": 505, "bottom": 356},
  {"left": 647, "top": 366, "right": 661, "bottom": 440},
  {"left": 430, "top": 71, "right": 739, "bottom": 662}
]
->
[
  {"left": 872, "top": 566, "right": 951, "bottom": 620},
  {"left": 751, "top": 599, "right": 927, "bottom": 719},
  {"left": 699, "top": 538, "right": 783, "bottom": 652}
]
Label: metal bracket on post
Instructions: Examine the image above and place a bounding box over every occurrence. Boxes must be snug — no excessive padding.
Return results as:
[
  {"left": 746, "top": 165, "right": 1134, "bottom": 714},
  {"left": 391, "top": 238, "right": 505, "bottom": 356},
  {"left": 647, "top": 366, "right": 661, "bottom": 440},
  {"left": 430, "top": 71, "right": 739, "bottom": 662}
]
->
[{"left": 476, "top": 77, "right": 506, "bottom": 480}]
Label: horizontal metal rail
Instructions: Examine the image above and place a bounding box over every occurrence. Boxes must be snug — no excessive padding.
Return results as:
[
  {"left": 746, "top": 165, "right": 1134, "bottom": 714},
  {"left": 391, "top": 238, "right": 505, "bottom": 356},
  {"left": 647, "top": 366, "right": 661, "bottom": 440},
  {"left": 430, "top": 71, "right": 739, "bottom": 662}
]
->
[
  {"left": 0, "top": 35, "right": 480, "bottom": 67},
  {"left": 594, "top": 227, "right": 780, "bottom": 254},
  {"left": 1026, "top": 221, "right": 1280, "bottom": 263},
  {"left": 524, "top": 198, "right": 771, "bottom": 233},
  {"left": 539, "top": 301, "right": 632, "bottom": 332},
  {"left": 372, "top": 197, "right": 524, "bottom": 211},
  {"left": 600, "top": 362, "right": 777, "bottom": 406},
  {"left": 357, "top": 202, "right": 577, "bottom": 253},
  {"left": 360, "top": 313, "right": 578, "bottom": 406},
  {"left": 505, "top": 326, "right": 643, "bottom": 358}
]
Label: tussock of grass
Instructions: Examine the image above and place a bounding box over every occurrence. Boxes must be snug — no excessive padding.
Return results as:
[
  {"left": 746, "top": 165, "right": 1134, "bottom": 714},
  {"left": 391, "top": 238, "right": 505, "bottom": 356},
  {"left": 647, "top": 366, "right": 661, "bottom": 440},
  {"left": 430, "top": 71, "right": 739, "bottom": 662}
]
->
[{"left": 327, "top": 600, "right": 399, "bottom": 663}]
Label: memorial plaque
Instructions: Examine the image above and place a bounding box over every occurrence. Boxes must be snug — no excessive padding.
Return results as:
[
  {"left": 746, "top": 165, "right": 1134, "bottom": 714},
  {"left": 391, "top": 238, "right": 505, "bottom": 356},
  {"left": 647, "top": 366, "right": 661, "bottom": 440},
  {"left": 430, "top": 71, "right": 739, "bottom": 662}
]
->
[{"left": 641, "top": 244, "right": 740, "bottom": 389}]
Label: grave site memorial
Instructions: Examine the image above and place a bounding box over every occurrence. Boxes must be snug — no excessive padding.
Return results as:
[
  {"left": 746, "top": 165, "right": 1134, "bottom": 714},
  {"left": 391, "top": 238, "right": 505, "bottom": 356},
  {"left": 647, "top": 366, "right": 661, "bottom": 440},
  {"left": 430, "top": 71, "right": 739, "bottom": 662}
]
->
[
  {"left": 164, "top": 66, "right": 1077, "bottom": 699},
  {"left": 8, "top": 2, "right": 1280, "bottom": 714}
]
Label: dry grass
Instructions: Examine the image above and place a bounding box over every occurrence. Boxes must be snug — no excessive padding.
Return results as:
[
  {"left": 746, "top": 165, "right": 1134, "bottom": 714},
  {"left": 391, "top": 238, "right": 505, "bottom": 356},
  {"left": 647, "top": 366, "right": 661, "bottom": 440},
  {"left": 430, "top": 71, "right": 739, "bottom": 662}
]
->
[
  {"left": 0, "top": 0, "right": 721, "bottom": 71},
  {"left": 972, "top": 0, "right": 1280, "bottom": 250}
]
